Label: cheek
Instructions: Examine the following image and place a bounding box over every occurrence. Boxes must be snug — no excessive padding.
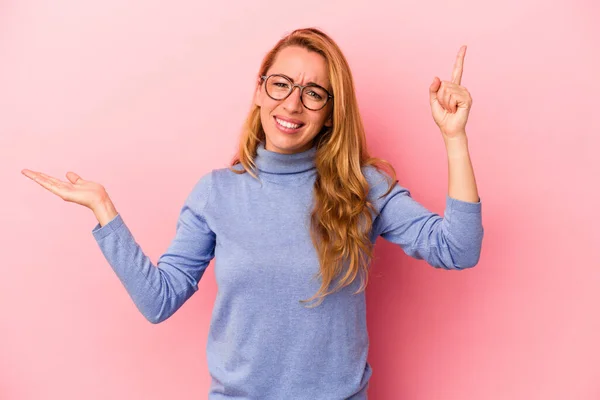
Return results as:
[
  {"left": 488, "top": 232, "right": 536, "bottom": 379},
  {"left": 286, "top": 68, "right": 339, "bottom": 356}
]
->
[
  {"left": 259, "top": 96, "right": 278, "bottom": 115},
  {"left": 311, "top": 113, "right": 329, "bottom": 129},
  {"left": 260, "top": 102, "right": 277, "bottom": 129}
]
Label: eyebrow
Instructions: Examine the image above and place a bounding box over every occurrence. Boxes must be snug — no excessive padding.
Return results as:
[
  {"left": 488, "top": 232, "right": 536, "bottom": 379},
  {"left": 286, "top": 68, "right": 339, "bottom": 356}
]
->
[{"left": 277, "top": 73, "right": 327, "bottom": 89}]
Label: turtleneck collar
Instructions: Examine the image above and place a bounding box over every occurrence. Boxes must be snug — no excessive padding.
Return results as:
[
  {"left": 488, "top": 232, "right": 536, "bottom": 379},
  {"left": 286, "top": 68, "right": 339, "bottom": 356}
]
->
[{"left": 255, "top": 141, "right": 317, "bottom": 175}]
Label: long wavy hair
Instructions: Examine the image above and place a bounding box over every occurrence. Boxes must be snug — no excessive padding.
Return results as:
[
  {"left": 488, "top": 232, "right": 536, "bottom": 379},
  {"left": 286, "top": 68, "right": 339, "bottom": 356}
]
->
[{"left": 230, "top": 27, "right": 397, "bottom": 307}]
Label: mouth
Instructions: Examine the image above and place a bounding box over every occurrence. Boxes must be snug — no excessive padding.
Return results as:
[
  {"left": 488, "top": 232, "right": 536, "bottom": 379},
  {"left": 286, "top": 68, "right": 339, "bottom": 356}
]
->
[{"left": 273, "top": 116, "right": 305, "bottom": 134}]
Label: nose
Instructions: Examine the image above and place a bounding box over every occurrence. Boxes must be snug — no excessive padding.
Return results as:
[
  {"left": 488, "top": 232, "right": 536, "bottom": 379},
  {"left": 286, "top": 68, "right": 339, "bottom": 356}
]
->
[{"left": 282, "top": 86, "right": 303, "bottom": 113}]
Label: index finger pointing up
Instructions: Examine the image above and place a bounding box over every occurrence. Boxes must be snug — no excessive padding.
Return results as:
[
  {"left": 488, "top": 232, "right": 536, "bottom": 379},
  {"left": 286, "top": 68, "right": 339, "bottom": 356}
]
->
[{"left": 451, "top": 45, "right": 467, "bottom": 85}]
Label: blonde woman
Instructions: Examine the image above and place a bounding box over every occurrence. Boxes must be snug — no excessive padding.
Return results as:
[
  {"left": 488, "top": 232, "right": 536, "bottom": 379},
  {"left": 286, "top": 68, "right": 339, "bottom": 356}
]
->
[{"left": 22, "top": 28, "right": 483, "bottom": 400}]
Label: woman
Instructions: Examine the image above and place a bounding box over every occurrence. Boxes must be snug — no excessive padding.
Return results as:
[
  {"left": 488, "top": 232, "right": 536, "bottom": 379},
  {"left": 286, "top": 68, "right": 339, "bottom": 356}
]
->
[{"left": 22, "top": 28, "right": 483, "bottom": 399}]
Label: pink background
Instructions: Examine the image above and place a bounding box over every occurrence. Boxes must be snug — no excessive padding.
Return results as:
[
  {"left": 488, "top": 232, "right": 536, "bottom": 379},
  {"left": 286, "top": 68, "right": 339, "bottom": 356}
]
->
[{"left": 2, "top": 0, "right": 599, "bottom": 399}]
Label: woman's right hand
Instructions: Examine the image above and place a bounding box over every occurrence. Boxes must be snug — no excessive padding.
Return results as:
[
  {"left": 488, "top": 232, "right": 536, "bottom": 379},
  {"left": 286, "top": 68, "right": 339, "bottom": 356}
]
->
[{"left": 21, "top": 169, "right": 118, "bottom": 226}]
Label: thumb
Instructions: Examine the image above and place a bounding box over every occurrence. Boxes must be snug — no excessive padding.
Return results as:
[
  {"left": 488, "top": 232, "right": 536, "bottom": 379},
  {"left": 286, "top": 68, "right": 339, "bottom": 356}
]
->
[
  {"left": 429, "top": 76, "right": 441, "bottom": 103},
  {"left": 66, "top": 171, "right": 83, "bottom": 184}
]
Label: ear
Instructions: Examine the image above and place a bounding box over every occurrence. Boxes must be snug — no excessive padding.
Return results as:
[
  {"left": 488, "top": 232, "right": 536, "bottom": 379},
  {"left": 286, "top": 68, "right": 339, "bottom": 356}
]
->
[
  {"left": 254, "top": 77, "right": 263, "bottom": 107},
  {"left": 324, "top": 112, "right": 333, "bottom": 128}
]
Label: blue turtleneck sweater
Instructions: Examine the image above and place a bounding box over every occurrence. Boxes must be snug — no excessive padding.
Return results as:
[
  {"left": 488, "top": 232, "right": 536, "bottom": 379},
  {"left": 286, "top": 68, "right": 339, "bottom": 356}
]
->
[{"left": 92, "top": 141, "right": 483, "bottom": 399}]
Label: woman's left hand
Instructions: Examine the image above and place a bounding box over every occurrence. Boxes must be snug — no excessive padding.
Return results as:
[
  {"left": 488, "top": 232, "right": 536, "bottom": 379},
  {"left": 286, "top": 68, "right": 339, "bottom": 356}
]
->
[{"left": 429, "top": 45, "right": 472, "bottom": 139}]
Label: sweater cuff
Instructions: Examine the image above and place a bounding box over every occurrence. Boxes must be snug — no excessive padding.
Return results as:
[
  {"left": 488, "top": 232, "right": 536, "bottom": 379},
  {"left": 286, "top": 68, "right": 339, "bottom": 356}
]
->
[
  {"left": 92, "top": 213, "right": 124, "bottom": 240},
  {"left": 446, "top": 194, "right": 481, "bottom": 213}
]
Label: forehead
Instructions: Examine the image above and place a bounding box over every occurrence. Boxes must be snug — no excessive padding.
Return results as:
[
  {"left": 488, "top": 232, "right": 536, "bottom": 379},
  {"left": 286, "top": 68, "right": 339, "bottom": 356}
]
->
[{"left": 267, "top": 46, "right": 330, "bottom": 88}]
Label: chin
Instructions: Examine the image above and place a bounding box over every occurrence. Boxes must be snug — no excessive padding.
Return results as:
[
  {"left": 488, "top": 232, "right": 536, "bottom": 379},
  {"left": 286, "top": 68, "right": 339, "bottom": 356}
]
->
[{"left": 265, "top": 131, "right": 314, "bottom": 154}]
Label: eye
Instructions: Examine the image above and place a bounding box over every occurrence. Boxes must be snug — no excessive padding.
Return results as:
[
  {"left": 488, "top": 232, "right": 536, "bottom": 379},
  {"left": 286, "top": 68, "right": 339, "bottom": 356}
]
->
[
  {"left": 274, "top": 82, "right": 290, "bottom": 88},
  {"left": 306, "top": 90, "right": 323, "bottom": 100}
]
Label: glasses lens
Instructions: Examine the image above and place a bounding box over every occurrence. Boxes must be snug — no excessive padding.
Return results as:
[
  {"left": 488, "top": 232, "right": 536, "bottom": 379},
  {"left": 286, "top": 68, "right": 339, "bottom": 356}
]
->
[
  {"left": 301, "top": 86, "right": 328, "bottom": 110},
  {"left": 265, "top": 75, "right": 292, "bottom": 100}
]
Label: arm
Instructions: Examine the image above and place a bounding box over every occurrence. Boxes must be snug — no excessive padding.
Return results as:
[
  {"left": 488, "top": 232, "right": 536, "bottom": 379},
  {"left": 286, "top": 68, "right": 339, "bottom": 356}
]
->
[
  {"left": 367, "top": 166, "right": 483, "bottom": 270},
  {"left": 93, "top": 196, "right": 119, "bottom": 227},
  {"left": 374, "top": 44, "right": 481, "bottom": 268},
  {"left": 444, "top": 134, "right": 479, "bottom": 203},
  {"left": 91, "top": 172, "right": 216, "bottom": 323}
]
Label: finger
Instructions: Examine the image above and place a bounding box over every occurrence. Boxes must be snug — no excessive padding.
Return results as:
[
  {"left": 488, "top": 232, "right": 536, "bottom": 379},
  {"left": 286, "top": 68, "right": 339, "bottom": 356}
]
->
[
  {"left": 429, "top": 76, "right": 441, "bottom": 104},
  {"left": 23, "top": 170, "right": 67, "bottom": 197},
  {"left": 31, "top": 173, "right": 62, "bottom": 195},
  {"left": 437, "top": 90, "right": 448, "bottom": 112},
  {"left": 437, "top": 82, "right": 450, "bottom": 112},
  {"left": 451, "top": 45, "right": 466, "bottom": 85},
  {"left": 444, "top": 88, "right": 452, "bottom": 112},
  {"left": 39, "top": 172, "right": 64, "bottom": 185},
  {"left": 21, "top": 169, "right": 46, "bottom": 182},
  {"left": 21, "top": 169, "right": 38, "bottom": 179},
  {"left": 66, "top": 171, "right": 83, "bottom": 184},
  {"left": 447, "top": 89, "right": 459, "bottom": 113}
]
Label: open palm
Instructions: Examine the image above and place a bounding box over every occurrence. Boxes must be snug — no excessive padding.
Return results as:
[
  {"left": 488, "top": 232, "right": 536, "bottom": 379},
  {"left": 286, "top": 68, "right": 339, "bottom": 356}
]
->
[{"left": 21, "top": 169, "right": 108, "bottom": 210}]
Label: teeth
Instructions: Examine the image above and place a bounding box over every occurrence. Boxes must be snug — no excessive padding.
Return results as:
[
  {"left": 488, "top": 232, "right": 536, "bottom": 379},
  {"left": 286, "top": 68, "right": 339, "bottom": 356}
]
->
[{"left": 276, "top": 117, "right": 301, "bottom": 129}]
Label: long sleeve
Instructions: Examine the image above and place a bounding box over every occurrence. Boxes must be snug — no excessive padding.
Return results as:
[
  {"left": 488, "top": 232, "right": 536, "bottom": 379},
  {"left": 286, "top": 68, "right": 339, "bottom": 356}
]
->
[
  {"left": 91, "top": 171, "right": 216, "bottom": 323},
  {"left": 366, "top": 166, "right": 484, "bottom": 269}
]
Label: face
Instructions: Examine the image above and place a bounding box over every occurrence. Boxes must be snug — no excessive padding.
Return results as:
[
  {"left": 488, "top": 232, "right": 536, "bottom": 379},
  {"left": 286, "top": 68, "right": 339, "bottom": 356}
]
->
[{"left": 254, "top": 46, "right": 333, "bottom": 154}]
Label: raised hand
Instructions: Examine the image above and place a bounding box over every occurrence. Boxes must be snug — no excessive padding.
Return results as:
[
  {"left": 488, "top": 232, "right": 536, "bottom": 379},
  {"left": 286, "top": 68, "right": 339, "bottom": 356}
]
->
[
  {"left": 429, "top": 45, "right": 473, "bottom": 139},
  {"left": 21, "top": 169, "right": 118, "bottom": 226}
]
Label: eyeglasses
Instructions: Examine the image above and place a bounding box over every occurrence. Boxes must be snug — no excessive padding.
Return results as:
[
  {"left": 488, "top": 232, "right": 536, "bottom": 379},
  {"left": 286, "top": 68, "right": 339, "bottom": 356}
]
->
[{"left": 260, "top": 74, "right": 333, "bottom": 111}]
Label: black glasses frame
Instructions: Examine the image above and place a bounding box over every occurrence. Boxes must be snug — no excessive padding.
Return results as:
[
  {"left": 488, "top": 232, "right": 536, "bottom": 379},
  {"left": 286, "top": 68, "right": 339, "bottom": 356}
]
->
[{"left": 260, "top": 74, "right": 333, "bottom": 111}]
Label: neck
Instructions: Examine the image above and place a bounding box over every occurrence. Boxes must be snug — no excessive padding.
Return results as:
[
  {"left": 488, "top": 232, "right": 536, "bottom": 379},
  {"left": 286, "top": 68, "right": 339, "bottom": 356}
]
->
[{"left": 254, "top": 141, "right": 317, "bottom": 175}]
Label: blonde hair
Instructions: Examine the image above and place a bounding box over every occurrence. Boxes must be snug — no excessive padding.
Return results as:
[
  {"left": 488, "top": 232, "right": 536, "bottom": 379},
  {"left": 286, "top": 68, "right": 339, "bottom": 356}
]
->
[{"left": 230, "top": 27, "right": 397, "bottom": 307}]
